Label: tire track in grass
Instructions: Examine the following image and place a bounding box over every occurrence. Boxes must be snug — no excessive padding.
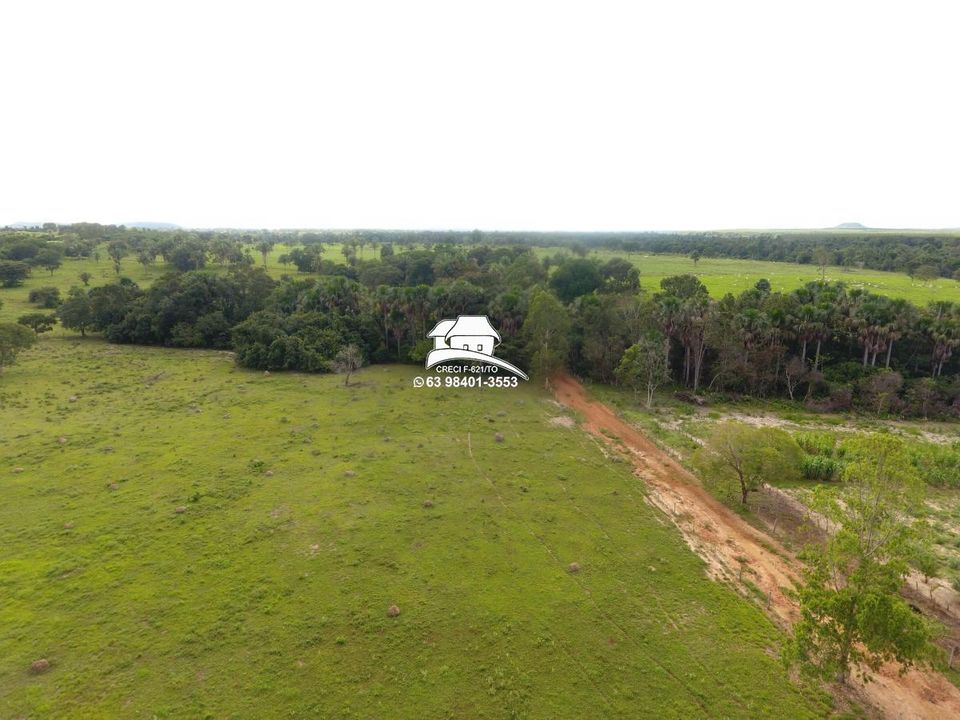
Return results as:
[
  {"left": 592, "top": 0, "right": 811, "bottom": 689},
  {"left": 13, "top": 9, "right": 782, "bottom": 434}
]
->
[
  {"left": 465, "top": 415, "right": 714, "bottom": 717},
  {"left": 463, "top": 427, "right": 619, "bottom": 714},
  {"left": 549, "top": 418, "right": 753, "bottom": 715}
]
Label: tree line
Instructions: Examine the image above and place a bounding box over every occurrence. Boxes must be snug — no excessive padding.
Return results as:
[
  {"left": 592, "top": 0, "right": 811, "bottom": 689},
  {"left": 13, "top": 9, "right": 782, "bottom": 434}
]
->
[
  {"left": 7, "top": 223, "right": 960, "bottom": 279},
  {"left": 3, "top": 226, "right": 960, "bottom": 416},
  {"left": 3, "top": 242, "right": 945, "bottom": 415}
]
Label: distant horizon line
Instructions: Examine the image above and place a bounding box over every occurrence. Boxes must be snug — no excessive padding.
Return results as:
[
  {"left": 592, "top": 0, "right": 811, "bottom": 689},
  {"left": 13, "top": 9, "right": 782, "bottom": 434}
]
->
[{"left": 5, "top": 221, "right": 960, "bottom": 234}]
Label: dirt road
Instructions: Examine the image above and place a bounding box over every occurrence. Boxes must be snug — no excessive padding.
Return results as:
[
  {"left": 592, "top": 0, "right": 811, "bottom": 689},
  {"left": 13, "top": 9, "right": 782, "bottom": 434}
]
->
[{"left": 552, "top": 374, "right": 960, "bottom": 720}]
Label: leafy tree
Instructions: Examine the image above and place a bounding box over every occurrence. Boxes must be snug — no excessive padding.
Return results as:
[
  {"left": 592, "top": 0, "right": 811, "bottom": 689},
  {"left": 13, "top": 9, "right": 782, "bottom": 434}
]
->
[
  {"left": 256, "top": 240, "right": 275, "bottom": 268},
  {"left": 914, "top": 265, "right": 939, "bottom": 284},
  {"left": 342, "top": 243, "right": 358, "bottom": 266},
  {"left": 169, "top": 241, "right": 207, "bottom": 271},
  {"left": 0, "top": 260, "right": 31, "bottom": 287},
  {"left": 332, "top": 344, "right": 364, "bottom": 385},
  {"left": 17, "top": 313, "right": 57, "bottom": 335},
  {"left": 79, "top": 271, "right": 92, "bottom": 286},
  {"left": 522, "top": 289, "right": 570, "bottom": 387},
  {"left": 785, "top": 436, "right": 941, "bottom": 684},
  {"left": 692, "top": 423, "right": 802, "bottom": 504},
  {"left": 569, "top": 294, "right": 635, "bottom": 381},
  {"left": 549, "top": 258, "right": 602, "bottom": 302},
  {"left": 5, "top": 242, "right": 41, "bottom": 261},
  {"left": 0, "top": 322, "right": 37, "bottom": 371},
  {"left": 34, "top": 248, "right": 63, "bottom": 275},
  {"left": 58, "top": 287, "right": 94, "bottom": 337},
  {"left": 913, "top": 548, "right": 940, "bottom": 600},
  {"left": 616, "top": 336, "right": 669, "bottom": 408},
  {"left": 600, "top": 257, "right": 640, "bottom": 293},
  {"left": 28, "top": 286, "right": 61, "bottom": 308},
  {"left": 690, "top": 249, "right": 701, "bottom": 266},
  {"left": 137, "top": 247, "right": 158, "bottom": 268},
  {"left": 107, "top": 240, "right": 127, "bottom": 274},
  {"left": 88, "top": 281, "right": 143, "bottom": 333},
  {"left": 814, "top": 246, "right": 832, "bottom": 280}
]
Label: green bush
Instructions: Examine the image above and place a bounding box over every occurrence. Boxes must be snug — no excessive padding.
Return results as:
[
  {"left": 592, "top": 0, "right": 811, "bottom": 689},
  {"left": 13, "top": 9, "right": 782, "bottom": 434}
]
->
[
  {"left": 28, "top": 285, "right": 61, "bottom": 308},
  {"left": 796, "top": 431, "right": 840, "bottom": 458},
  {"left": 800, "top": 454, "right": 842, "bottom": 481},
  {"left": 910, "top": 442, "right": 960, "bottom": 489}
]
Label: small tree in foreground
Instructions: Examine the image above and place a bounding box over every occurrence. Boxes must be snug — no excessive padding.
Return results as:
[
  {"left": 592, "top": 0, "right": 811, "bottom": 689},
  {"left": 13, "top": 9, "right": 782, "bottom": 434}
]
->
[
  {"left": 58, "top": 288, "right": 94, "bottom": 337},
  {"left": 0, "top": 323, "right": 37, "bottom": 372},
  {"left": 522, "top": 288, "right": 570, "bottom": 388},
  {"left": 692, "top": 423, "right": 802, "bottom": 505},
  {"left": 616, "top": 336, "right": 669, "bottom": 408},
  {"left": 332, "top": 344, "right": 364, "bottom": 386},
  {"left": 17, "top": 313, "right": 57, "bottom": 335},
  {"left": 784, "top": 435, "right": 941, "bottom": 684}
]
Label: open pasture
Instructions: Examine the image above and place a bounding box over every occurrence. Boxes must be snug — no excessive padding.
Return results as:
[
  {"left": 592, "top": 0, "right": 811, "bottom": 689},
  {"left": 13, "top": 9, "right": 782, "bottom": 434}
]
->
[{"left": 0, "top": 341, "right": 834, "bottom": 718}]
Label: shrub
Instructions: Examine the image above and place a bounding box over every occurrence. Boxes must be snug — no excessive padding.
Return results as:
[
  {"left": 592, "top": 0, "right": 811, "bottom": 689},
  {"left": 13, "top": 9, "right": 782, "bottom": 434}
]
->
[
  {"left": 800, "top": 454, "right": 842, "bottom": 482},
  {"left": 806, "top": 384, "right": 853, "bottom": 412},
  {"left": 28, "top": 286, "right": 61, "bottom": 308},
  {"left": 910, "top": 443, "right": 960, "bottom": 489},
  {"left": 795, "top": 431, "right": 839, "bottom": 458},
  {"left": 824, "top": 361, "right": 877, "bottom": 385}
]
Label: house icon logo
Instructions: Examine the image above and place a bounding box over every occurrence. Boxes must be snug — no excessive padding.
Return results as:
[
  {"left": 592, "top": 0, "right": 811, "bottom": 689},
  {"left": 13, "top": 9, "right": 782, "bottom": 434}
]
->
[{"left": 425, "top": 315, "right": 529, "bottom": 380}]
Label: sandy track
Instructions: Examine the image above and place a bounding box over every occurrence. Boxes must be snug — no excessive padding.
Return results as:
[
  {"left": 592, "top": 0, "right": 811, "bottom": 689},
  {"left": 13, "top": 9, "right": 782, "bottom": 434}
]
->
[{"left": 552, "top": 374, "right": 960, "bottom": 720}]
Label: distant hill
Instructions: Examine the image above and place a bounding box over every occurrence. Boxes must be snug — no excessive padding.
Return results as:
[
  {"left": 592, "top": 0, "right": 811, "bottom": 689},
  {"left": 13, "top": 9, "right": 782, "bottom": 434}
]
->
[
  {"left": 833, "top": 222, "right": 868, "bottom": 229},
  {"left": 123, "top": 221, "right": 181, "bottom": 230}
]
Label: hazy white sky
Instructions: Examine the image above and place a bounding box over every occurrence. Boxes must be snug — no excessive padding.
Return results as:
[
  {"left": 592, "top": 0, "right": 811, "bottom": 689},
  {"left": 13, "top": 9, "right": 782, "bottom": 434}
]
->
[{"left": 2, "top": 1, "right": 958, "bottom": 230}]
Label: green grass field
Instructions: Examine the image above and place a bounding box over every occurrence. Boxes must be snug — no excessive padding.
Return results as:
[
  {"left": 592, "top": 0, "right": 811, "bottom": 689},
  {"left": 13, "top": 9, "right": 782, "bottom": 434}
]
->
[
  {"left": 535, "top": 248, "right": 960, "bottom": 304},
  {"left": 0, "top": 340, "right": 840, "bottom": 718}
]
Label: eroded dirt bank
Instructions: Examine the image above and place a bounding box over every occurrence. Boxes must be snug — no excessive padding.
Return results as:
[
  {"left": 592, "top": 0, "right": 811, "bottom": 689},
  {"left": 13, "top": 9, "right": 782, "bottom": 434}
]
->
[{"left": 552, "top": 374, "right": 960, "bottom": 720}]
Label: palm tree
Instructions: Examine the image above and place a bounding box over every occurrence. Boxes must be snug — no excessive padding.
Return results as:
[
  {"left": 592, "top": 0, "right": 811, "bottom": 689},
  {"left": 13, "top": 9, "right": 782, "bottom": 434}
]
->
[
  {"left": 924, "top": 301, "right": 959, "bottom": 377},
  {"left": 882, "top": 298, "right": 915, "bottom": 369}
]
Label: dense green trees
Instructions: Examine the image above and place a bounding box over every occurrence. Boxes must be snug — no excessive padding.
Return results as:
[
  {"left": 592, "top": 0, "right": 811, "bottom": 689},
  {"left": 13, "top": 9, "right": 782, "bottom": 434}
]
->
[
  {"left": 5, "top": 223, "right": 960, "bottom": 277},
  {"left": 5, "top": 224, "right": 956, "bottom": 413},
  {"left": 522, "top": 290, "right": 571, "bottom": 387},
  {"left": 0, "top": 260, "right": 31, "bottom": 287},
  {"left": 655, "top": 275, "right": 710, "bottom": 391}
]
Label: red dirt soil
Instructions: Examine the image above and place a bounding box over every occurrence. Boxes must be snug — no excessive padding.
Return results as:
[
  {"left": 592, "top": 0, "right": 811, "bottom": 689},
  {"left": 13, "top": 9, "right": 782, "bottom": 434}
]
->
[{"left": 552, "top": 373, "right": 960, "bottom": 720}]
